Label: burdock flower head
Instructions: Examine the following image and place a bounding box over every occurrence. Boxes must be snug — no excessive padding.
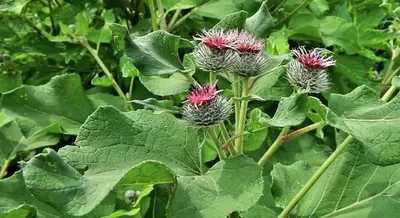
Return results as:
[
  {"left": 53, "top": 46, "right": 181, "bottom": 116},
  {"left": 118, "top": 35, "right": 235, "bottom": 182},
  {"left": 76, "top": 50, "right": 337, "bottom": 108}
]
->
[
  {"left": 182, "top": 83, "right": 232, "bottom": 127},
  {"left": 286, "top": 47, "right": 335, "bottom": 93},
  {"left": 231, "top": 31, "right": 268, "bottom": 77},
  {"left": 193, "top": 29, "right": 236, "bottom": 72}
]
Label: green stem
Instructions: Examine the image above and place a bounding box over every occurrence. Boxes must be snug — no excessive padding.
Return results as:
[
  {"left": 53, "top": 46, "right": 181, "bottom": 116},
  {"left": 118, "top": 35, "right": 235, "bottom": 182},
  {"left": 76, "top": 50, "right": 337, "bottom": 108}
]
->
[
  {"left": 0, "top": 159, "right": 11, "bottom": 179},
  {"left": 384, "top": 65, "right": 400, "bottom": 85},
  {"left": 207, "top": 127, "right": 227, "bottom": 159},
  {"left": 382, "top": 85, "right": 397, "bottom": 102},
  {"left": 278, "top": 84, "right": 398, "bottom": 217},
  {"left": 232, "top": 75, "right": 241, "bottom": 144},
  {"left": 275, "top": 0, "right": 310, "bottom": 28},
  {"left": 147, "top": 0, "right": 158, "bottom": 31},
  {"left": 281, "top": 121, "right": 325, "bottom": 143},
  {"left": 257, "top": 126, "right": 290, "bottom": 166},
  {"left": 170, "top": 8, "right": 197, "bottom": 31},
  {"left": 272, "top": 0, "right": 287, "bottom": 15},
  {"left": 82, "top": 40, "right": 134, "bottom": 111},
  {"left": 383, "top": 47, "right": 400, "bottom": 84},
  {"left": 209, "top": 72, "right": 217, "bottom": 85},
  {"left": 128, "top": 77, "right": 135, "bottom": 100},
  {"left": 218, "top": 123, "right": 237, "bottom": 156},
  {"left": 235, "top": 77, "right": 250, "bottom": 154},
  {"left": 168, "top": 9, "right": 182, "bottom": 30},
  {"left": 183, "top": 73, "right": 197, "bottom": 85},
  {"left": 156, "top": 0, "right": 167, "bottom": 30}
]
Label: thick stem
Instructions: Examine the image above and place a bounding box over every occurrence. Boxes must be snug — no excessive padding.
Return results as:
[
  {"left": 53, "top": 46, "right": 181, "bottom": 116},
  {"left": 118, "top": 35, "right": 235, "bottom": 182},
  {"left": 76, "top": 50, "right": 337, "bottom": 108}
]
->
[
  {"left": 235, "top": 77, "right": 250, "bottom": 153},
  {"left": 272, "top": 0, "right": 287, "bottom": 15},
  {"left": 278, "top": 135, "right": 354, "bottom": 218},
  {"left": 278, "top": 84, "right": 398, "bottom": 217},
  {"left": 232, "top": 75, "right": 241, "bottom": 144},
  {"left": 382, "top": 85, "right": 397, "bottom": 102},
  {"left": 147, "top": 0, "right": 158, "bottom": 31},
  {"left": 218, "top": 123, "right": 237, "bottom": 156},
  {"left": 168, "top": 9, "right": 182, "bottom": 30},
  {"left": 257, "top": 126, "right": 290, "bottom": 166},
  {"left": 82, "top": 41, "right": 134, "bottom": 111},
  {"left": 281, "top": 121, "right": 325, "bottom": 142},
  {"left": 170, "top": 8, "right": 197, "bottom": 31},
  {"left": 128, "top": 76, "right": 135, "bottom": 100},
  {"left": 156, "top": 0, "right": 167, "bottom": 30},
  {"left": 384, "top": 65, "right": 400, "bottom": 85},
  {"left": 207, "top": 127, "right": 227, "bottom": 159},
  {"left": 209, "top": 72, "right": 217, "bottom": 85},
  {"left": 0, "top": 159, "right": 11, "bottom": 179}
]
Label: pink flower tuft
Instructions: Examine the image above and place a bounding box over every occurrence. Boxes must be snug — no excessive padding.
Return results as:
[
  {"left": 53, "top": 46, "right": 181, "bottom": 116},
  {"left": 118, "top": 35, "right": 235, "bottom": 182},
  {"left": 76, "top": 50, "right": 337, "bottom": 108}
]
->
[
  {"left": 292, "top": 46, "right": 336, "bottom": 69},
  {"left": 194, "top": 29, "right": 237, "bottom": 50},
  {"left": 234, "top": 31, "right": 264, "bottom": 53},
  {"left": 187, "top": 85, "right": 218, "bottom": 106}
]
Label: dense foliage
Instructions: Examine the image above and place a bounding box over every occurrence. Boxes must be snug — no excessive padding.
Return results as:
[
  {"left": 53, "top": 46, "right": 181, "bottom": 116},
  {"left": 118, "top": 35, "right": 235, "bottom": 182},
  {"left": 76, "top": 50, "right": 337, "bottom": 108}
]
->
[{"left": 1, "top": 0, "right": 400, "bottom": 217}]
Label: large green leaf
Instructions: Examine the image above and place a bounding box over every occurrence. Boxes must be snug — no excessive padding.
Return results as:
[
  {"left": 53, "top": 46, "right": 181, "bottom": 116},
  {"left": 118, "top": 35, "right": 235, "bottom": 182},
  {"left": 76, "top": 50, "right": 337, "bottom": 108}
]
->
[
  {"left": 0, "top": 118, "right": 58, "bottom": 173},
  {"left": 139, "top": 73, "right": 192, "bottom": 96},
  {"left": 212, "top": 11, "right": 248, "bottom": 29},
  {"left": 268, "top": 93, "right": 308, "bottom": 127},
  {"left": 319, "top": 16, "right": 360, "bottom": 55},
  {"left": 244, "top": 1, "right": 274, "bottom": 38},
  {"left": 0, "top": 73, "right": 22, "bottom": 93},
  {"left": 57, "top": 107, "right": 264, "bottom": 217},
  {"left": 334, "top": 55, "right": 372, "bottom": 86},
  {"left": 195, "top": 0, "right": 240, "bottom": 20},
  {"left": 271, "top": 142, "right": 400, "bottom": 217},
  {"left": 124, "top": 30, "right": 187, "bottom": 76},
  {"left": 327, "top": 85, "right": 400, "bottom": 165},
  {"left": 0, "top": 74, "right": 127, "bottom": 137},
  {"left": 168, "top": 155, "right": 263, "bottom": 218}
]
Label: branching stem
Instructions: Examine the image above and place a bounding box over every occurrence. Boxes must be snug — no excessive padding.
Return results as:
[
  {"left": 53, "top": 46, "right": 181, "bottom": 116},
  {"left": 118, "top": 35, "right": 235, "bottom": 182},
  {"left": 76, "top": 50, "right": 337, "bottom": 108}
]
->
[{"left": 235, "top": 77, "right": 249, "bottom": 153}]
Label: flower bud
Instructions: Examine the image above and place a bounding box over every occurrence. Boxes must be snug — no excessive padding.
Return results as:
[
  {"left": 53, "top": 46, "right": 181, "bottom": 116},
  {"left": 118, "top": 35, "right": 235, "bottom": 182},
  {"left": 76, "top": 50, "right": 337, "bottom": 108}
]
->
[
  {"left": 182, "top": 85, "right": 232, "bottom": 126},
  {"left": 231, "top": 51, "right": 268, "bottom": 77},
  {"left": 286, "top": 60, "right": 330, "bottom": 93},
  {"left": 193, "top": 44, "right": 235, "bottom": 72}
]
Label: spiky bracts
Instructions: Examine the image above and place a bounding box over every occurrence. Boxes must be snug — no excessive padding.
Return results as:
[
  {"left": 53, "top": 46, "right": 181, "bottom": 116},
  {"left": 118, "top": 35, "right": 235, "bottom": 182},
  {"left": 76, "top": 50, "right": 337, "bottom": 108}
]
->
[
  {"left": 182, "top": 85, "right": 232, "bottom": 127},
  {"left": 286, "top": 61, "right": 330, "bottom": 93},
  {"left": 193, "top": 29, "right": 237, "bottom": 72},
  {"left": 287, "top": 47, "right": 335, "bottom": 93},
  {"left": 193, "top": 29, "right": 267, "bottom": 77}
]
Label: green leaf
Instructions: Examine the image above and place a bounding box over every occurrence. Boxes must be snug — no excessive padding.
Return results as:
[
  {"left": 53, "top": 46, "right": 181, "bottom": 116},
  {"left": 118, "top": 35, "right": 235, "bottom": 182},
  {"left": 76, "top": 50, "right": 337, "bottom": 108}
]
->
[
  {"left": 109, "top": 23, "right": 127, "bottom": 50},
  {"left": 327, "top": 85, "right": 400, "bottom": 165},
  {"left": 168, "top": 155, "right": 263, "bottom": 218},
  {"left": 244, "top": 108, "right": 269, "bottom": 152},
  {"left": 91, "top": 74, "right": 113, "bottom": 87},
  {"left": 86, "top": 10, "right": 116, "bottom": 44},
  {"left": 212, "top": 11, "right": 248, "bottom": 29},
  {"left": 124, "top": 30, "right": 187, "bottom": 76},
  {"left": 268, "top": 93, "right": 308, "bottom": 127},
  {"left": 163, "top": 0, "right": 197, "bottom": 10},
  {"left": 272, "top": 142, "right": 400, "bottom": 217},
  {"left": 119, "top": 55, "right": 139, "bottom": 78},
  {"left": 334, "top": 54, "right": 372, "bottom": 86},
  {"left": 271, "top": 161, "right": 317, "bottom": 209},
  {"left": 0, "top": 73, "right": 22, "bottom": 93},
  {"left": 86, "top": 92, "right": 129, "bottom": 112},
  {"left": 245, "top": 1, "right": 274, "bottom": 38},
  {"left": 392, "top": 76, "right": 400, "bottom": 88},
  {"left": 139, "top": 73, "right": 191, "bottom": 96},
  {"left": 74, "top": 13, "right": 89, "bottom": 36},
  {"left": 0, "top": 74, "right": 125, "bottom": 137},
  {"left": 0, "top": 120, "right": 58, "bottom": 170},
  {"left": 130, "top": 98, "right": 180, "bottom": 114},
  {"left": 0, "top": 0, "right": 30, "bottom": 14},
  {"left": 309, "top": 0, "right": 329, "bottom": 16},
  {"left": 266, "top": 28, "right": 290, "bottom": 55},
  {"left": 319, "top": 16, "right": 360, "bottom": 55},
  {"left": 195, "top": 0, "right": 240, "bottom": 20}
]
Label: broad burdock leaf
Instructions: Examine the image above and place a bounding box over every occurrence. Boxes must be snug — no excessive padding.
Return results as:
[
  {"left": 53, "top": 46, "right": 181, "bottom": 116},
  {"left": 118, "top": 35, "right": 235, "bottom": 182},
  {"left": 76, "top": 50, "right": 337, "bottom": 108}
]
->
[
  {"left": 139, "top": 73, "right": 192, "bottom": 96},
  {"left": 56, "top": 107, "right": 263, "bottom": 217},
  {"left": 243, "top": 108, "right": 270, "bottom": 152},
  {"left": 268, "top": 93, "right": 308, "bottom": 127},
  {"left": 195, "top": 1, "right": 240, "bottom": 20},
  {"left": 271, "top": 142, "right": 400, "bottom": 217},
  {"left": 168, "top": 155, "right": 263, "bottom": 218},
  {"left": 0, "top": 73, "right": 22, "bottom": 93},
  {"left": 0, "top": 118, "right": 58, "bottom": 170},
  {"left": 327, "top": 85, "right": 400, "bottom": 165},
  {"left": 111, "top": 24, "right": 189, "bottom": 76},
  {"left": 0, "top": 74, "right": 127, "bottom": 137},
  {"left": 244, "top": 1, "right": 274, "bottom": 38},
  {"left": 212, "top": 11, "right": 248, "bottom": 29}
]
